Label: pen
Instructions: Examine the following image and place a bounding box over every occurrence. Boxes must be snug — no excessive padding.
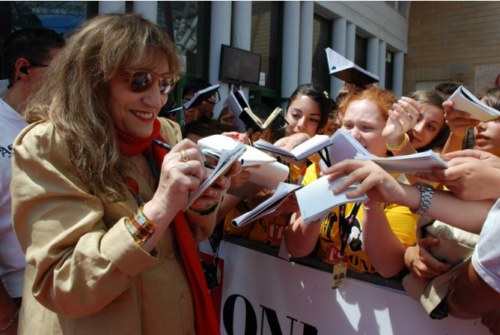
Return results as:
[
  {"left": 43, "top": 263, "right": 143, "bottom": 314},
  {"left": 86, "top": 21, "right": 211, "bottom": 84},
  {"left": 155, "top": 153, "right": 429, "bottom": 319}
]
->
[{"left": 152, "top": 139, "right": 216, "bottom": 169}]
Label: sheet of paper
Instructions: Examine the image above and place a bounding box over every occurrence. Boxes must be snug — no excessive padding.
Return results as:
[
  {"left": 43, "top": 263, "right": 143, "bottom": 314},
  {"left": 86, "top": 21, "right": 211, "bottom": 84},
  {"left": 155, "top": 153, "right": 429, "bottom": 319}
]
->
[{"left": 296, "top": 175, "right": 367, "bottom": 225}]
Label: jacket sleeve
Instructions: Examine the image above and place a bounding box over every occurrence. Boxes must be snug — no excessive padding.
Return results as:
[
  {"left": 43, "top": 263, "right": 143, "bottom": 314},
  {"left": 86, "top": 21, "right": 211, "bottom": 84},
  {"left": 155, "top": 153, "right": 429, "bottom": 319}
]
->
[{"left": 11, "top": 122, "right": 159, "bottom": 317}]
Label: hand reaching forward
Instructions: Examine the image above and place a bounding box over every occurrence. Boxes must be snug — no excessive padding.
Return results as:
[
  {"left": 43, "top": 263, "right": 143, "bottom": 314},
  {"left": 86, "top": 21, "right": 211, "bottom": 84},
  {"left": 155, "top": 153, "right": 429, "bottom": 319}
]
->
[
  {"left": 443, "top": 100, "right": 480, "bottom": 136},
  {"left": 404, "top": 238, "right": 451, "bottom": 279},
  {"left": 383, "top": 97, "right": 420, "bottom": 147},
  {"left": 417, "top": 149, "right": 500, "bottom": 200},
  {"left": 324, "top": 159, "right": 405, "bottom": 204},
  {"left": 145, "top": 139, "right": 207, "bottom": 222}
]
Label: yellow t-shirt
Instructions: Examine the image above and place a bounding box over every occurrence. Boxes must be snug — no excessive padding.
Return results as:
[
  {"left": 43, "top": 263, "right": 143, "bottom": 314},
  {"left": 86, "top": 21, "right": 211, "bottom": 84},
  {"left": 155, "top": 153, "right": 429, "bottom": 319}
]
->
[{"left": 302, "top": 163, "right": 418, "bottom": 274}]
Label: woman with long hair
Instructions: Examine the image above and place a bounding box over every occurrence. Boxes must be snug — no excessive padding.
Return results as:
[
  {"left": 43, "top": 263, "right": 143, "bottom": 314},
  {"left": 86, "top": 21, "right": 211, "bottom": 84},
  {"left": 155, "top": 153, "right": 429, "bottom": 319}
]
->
[{"left": 11, "top": 14, "right": 237, "bottom": 334}]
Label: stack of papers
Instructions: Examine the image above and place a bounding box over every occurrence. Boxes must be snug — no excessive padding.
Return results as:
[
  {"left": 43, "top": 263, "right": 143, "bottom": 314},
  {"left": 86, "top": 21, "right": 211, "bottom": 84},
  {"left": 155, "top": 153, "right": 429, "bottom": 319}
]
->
[
  {"left": 197, "top": 135, "right": 289, "bottom": 197},
  {"left": 186, "top": 139, "right": 246, "bottom": 208},
  {"left": 448, "top": 85, "right": 500, "bottom": 122},
  {"left": 232, "top": 182, "right": 302, "bottom": 227}
]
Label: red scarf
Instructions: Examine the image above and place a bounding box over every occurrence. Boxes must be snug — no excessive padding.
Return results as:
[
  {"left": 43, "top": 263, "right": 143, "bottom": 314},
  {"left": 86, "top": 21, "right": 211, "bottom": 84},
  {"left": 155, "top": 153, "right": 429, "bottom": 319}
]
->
[{"left": 117, "top": 119, "right": 219, "bottom": 334}]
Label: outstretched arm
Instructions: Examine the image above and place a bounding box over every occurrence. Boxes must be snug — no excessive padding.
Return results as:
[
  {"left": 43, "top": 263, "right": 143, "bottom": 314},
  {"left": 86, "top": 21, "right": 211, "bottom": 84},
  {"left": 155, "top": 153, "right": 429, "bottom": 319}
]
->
[
  {"left": 326, "top": 159, "right": 494, "bottom": 234},
  {"left": 447, "top": 260, "right": 500, "bottom": 318}
]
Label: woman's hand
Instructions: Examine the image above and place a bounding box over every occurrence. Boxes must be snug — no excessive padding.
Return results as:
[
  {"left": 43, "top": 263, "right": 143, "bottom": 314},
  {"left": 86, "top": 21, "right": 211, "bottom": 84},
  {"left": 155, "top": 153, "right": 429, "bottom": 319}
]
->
[
  {"left": 189, "top": 160, "right": 241, "bottom": 212},
  {"left": 228, "top": 169, "right": 252, "bottom": 190},
  {"left": 404, "top": 239, "right": 451, "bottom": 279},
  {"left": 443, "top": 100, "right": 480, "bottom": 136},
  {"left": 382, "top": 97, "right": 420, "bottom": 147},
  {"left": 274, "top": 193, "right": 299, "bottom": 216},
  {"left": 273, "top": 133, "right": 310, "bottom": 168},
  {"left": 324, "top": 159, "right": 405, "bottom": 204},
  {"left": 222, "top": 131, "right": 252, "bottom": 145},
  {"left": 145, "top": 139, "right": 206, "bottom": 222}
]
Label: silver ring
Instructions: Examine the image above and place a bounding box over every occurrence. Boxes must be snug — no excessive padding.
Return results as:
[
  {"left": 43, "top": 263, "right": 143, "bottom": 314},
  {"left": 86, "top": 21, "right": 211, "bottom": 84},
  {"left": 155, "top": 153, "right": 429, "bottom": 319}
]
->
[{"left": 180, "top": 150, "right": 188, "bottom": 162}]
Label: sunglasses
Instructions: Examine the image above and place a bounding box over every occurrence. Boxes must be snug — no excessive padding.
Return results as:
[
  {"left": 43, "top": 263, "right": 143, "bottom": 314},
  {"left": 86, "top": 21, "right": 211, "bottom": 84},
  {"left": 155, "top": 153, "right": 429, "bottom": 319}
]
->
[{"left": 129, "top": 71, "right": 178, "bottom": 95}]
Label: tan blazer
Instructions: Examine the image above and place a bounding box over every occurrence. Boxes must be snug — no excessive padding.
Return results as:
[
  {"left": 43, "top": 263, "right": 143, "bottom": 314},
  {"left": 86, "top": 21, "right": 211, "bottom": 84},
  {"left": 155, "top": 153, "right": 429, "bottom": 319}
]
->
[{"left": 11, "top": 118, "right": 197, "bottom": 334}]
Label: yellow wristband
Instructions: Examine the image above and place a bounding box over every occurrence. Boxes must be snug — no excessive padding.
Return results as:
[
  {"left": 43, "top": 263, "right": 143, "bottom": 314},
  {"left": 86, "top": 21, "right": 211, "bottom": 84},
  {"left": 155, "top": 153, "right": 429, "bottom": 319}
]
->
[{"left": 387, "top": 133, "right": 410, "bottom": 152}]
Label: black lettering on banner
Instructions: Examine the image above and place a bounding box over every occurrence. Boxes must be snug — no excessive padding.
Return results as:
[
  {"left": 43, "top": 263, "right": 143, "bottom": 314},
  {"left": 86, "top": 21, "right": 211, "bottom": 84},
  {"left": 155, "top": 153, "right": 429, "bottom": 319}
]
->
[
  {"left": 223, "top": 294, "right": 318, "bottom": 335},
  {"left": 223, "top": 294, "right": 257, "bottom": 335},
  {"left": 260, "top": 305, "right": 283, "bottom": 334}
]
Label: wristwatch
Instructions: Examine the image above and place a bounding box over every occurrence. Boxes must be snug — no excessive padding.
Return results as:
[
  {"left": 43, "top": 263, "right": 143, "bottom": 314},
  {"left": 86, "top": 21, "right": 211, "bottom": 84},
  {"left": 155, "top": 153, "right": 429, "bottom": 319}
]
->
[{"left": 413, "top": 183, "right": 435, "bottom": 217}]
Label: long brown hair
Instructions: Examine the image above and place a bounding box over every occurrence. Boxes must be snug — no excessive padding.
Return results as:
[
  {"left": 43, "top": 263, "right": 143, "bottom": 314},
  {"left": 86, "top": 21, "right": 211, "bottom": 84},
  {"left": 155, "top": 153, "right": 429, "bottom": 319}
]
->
[{"left": 24, "top": 14, "right": 182, "bottom": 201}]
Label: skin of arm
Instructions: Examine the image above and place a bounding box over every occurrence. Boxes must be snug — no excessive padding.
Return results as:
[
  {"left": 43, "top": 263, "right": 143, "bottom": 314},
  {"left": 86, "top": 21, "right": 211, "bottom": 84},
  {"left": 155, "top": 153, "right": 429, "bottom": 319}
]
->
[
  {"left": 285, "top": 212, "right": 322, "bottom": 258},
  {"left": 382, "top": 97, "right": 425, "bottom": 185},
  {"left": 382, "top": 96, "right": 420, "bottom": 150},
  {"left": 481, "top": 308, "right": 500, "bottom": 334},
  {"left": 360, "top": 200, "right": 408, "bottom": 278},
  {"left": 447, "top": 260, "right": 500, "bottom": 319},
  {"left": 0, "top": 283, "right": 18, "bottom": 335},
  {"left": 403, "top": 238, "right": 451, "bottom": 279}
]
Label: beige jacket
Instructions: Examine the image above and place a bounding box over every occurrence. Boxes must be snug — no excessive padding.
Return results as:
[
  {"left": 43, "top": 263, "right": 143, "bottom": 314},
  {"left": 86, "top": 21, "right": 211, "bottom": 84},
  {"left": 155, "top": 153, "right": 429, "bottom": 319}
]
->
[{"left": 11, "top": 118, "right": 198, "bottom": 334}]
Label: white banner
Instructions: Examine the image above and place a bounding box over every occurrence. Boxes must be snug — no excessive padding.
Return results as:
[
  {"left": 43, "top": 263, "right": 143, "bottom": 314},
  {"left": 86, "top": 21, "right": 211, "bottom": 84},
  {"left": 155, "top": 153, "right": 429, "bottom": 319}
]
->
[{"left": 208, "top": 241, "right": 490, "bottom": 335}]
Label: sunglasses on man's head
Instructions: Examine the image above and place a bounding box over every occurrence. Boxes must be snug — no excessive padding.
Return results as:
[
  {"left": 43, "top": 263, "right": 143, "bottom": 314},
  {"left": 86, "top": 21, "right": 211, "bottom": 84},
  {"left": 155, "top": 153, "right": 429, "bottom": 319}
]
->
[{"left": 129, "top": 71, "right": 178, "bottom": 95}]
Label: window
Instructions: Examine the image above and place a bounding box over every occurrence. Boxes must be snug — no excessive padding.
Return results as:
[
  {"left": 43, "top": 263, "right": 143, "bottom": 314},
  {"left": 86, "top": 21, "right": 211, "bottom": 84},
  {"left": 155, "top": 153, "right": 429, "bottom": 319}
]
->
[
  {"left": 251, "top": 1, "right": 280, "bottom": 91},
  {"left": 312, "top": 14, "right": 331, "bottom": 92},
  {"left": 385, "top": 51, "right": 394, "bottom": 90},
  {"left": 157, "top": 1, "right": 210, "bottom": 79},
  {"left": 355, "top": 35, "right": 368, "bottom": 69},
  {"left": 9, "top": 1, "right": 94, "bottom": 34}
]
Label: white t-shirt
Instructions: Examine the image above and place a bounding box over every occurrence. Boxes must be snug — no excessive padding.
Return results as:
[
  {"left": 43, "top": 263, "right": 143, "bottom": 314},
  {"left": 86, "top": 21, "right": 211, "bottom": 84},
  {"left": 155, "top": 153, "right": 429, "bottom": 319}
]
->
[
  {"left": 0, "top": 97, "right": 27, "bottom": 298},
  {"left": 472, "top": 198, "right": 500, "bottom": 293}
]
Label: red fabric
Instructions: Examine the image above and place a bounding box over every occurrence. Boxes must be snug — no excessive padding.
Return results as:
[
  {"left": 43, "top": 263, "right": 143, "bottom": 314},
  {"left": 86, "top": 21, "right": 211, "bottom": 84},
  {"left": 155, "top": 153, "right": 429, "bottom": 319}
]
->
[
  {"left": 118, "top": 122, "right": 219, "bottom": 334},
  {"left": 116, "top": 119, "right": 161, "bottom": 156},
  {"left": 153, "top": 139, "right": 220, "bottom": 335}
]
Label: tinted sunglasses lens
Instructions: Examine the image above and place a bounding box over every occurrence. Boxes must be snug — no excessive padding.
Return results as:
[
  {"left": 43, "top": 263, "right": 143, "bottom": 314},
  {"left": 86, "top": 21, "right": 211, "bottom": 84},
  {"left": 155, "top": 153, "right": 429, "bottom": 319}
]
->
[
  {"left": 159, "top": 78, "right": 174, "bottom": 95},
  {"left": 130, "top": 72, "right": 153, "bottom": 92}
]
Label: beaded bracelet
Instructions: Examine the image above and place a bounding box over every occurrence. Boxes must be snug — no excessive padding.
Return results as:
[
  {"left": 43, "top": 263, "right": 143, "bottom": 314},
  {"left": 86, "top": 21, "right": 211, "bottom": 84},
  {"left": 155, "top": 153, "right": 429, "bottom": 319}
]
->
[
  {"left": 124, "top": 207, "right": 157, "bottom": 246},
  {"left": 387, "top": 133, "right": 410, "bottom": 153}
]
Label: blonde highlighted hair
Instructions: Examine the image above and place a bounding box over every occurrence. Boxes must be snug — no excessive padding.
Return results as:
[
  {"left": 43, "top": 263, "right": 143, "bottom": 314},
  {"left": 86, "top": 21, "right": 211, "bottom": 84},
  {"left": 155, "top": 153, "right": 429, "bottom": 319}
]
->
[{"left": 25, "top": 13, "right": 182, "bottom": 201}]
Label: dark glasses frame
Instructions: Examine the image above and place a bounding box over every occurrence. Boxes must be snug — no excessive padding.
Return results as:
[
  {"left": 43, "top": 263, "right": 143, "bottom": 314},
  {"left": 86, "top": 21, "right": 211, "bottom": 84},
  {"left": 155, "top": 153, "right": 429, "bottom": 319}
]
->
[{"left": 128, "top": 71, "right": 179, "bottom": 96}]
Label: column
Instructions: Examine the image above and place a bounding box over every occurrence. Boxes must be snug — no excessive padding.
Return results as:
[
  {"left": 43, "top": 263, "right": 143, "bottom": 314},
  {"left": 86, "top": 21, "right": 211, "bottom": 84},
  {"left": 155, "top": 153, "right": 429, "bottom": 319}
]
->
[
  {"left": 298, "top": 1, "right": 314, "bottom": 85},
  {"left": 346, "top": 22, "right": 356, "bottom": 61},
  {"left": 281, "top": 1, "right": 301, "bottom": 98},
  {"left": 392, "top": 51, "right": 405, "bottom": 97},
  {"left": 98, "top": 1, "right": 125, "bottom": 14},
  {"left": 133, "top": 1, "right": 158, "bottom": 23},
  {"left": 367, "top": 37, "right": 379, "bottom": 76},
  {"left": 378, "top": 40, "right": 387, "bottom": 88},
  {"left": 232, "top": 1, "right": 252, "bottom": 99},
  {"left": 331, "top": 18, "right": 347, "bottom": 97},
  {"left": 209, "top": 1, "right": 232, "bottom": 118}
]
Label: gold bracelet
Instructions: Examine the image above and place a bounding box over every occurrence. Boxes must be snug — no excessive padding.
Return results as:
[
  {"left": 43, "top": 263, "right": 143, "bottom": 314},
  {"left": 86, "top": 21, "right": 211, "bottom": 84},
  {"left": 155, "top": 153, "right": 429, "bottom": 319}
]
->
[{"left": 124, "top": 207, "right": 157, "bottom": 246}]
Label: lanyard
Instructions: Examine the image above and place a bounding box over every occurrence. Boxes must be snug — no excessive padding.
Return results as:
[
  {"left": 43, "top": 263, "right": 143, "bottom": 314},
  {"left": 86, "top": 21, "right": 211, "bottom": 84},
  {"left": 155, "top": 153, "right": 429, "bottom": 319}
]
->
[{"left": 338, "top": 202, "right": 362, "bottom": 257}]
